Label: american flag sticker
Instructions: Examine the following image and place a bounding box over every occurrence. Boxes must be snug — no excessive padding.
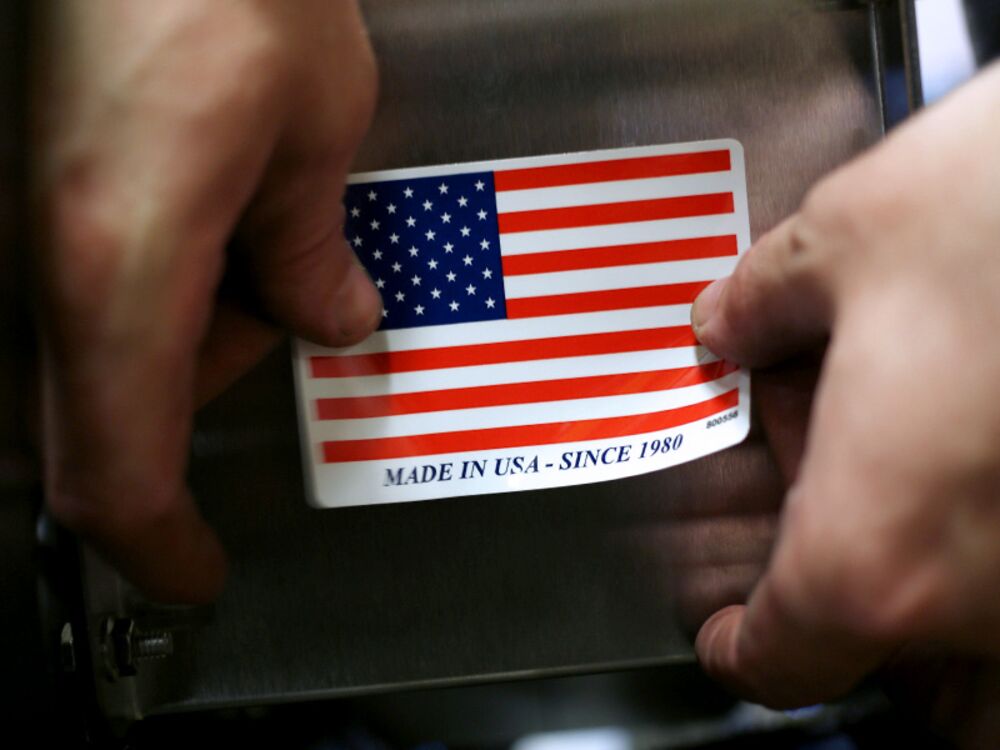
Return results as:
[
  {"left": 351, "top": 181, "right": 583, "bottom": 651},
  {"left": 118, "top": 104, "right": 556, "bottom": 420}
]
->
[{"left": 293, "top": 140, "right": 751, "bottom": 507}]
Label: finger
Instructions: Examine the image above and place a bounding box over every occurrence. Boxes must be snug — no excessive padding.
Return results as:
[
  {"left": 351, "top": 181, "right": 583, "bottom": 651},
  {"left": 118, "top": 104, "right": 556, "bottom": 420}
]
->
[
  {"left": 695, "top": 571, "right": 892, "bottom": 709},
  {"left": 691, "top": 216, "right": 836, "bottom": 367},
  {"left": 40, "top": 319, "right": 230, "bottom": 604},
  {"left": 695, "top": 373, "right": 907, "bottom": 710}
]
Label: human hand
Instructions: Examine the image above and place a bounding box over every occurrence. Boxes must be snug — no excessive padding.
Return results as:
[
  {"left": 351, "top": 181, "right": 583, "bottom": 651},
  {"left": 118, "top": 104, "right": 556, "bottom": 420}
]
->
[
  {"left": 691, "top": 60, "right": 1000, "bottom": 742},
  {"left": 31, "top": 0, "right": 381, "bottom": 603}
]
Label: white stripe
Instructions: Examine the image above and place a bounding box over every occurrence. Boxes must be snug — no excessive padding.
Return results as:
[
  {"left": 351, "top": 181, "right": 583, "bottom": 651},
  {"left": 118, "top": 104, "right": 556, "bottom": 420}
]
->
[
  {"left": 498, "top": 214, "right": 742, "bottom": 255},
  {"left": 300, "top": 347, "right": 719, "bottom": 399},
  {"left": 298, "top": 304, "right": 695, "bottom": 357},
  {"left": 309, "top": 372, "right": 740, "bottom": 441},
  {"left": 504, "top": 257, "right": 736, "bottom": 299},
  {"left": 495, "top": 172, "right": 736, "bottom": 213},
  {"left": 347, "top": 139, "right": 742, "bottom": 184}
]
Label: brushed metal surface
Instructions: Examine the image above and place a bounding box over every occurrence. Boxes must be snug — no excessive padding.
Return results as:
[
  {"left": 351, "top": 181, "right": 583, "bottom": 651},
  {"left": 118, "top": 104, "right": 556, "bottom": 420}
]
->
[{"left": 83, "top": 0, "right": 884, "bottom": 720}]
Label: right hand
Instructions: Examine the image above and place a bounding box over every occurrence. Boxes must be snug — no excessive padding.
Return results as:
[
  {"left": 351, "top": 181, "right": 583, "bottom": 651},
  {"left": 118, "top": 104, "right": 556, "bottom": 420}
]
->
[
  {"left": 31, "top": 0, "right": 382, "bottom": 603},
  {"left": 691, "top": 62, "right": 1000, "bottom": 744}
]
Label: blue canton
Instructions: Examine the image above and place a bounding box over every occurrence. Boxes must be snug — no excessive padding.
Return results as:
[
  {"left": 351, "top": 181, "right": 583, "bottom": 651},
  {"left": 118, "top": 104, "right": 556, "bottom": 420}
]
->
[{"left": 343, "top": 172, "right": 507, "bottom": 331}]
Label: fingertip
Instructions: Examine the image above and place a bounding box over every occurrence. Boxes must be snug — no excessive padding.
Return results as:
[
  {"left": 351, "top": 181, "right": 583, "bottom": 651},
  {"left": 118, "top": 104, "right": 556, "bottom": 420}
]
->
[
  {"left": 75, "top": 491, "right": 231, "bottom": 605},
  {"left": 161, "top": 521, "right": 229, "bottom": 604},
  {"left": 695, "top": 604, "right": 745, "bottom": 679},
  {"left": 297, "top": 256, "right": 382, "bottom": 348},
  {"left": 691, "top": 277, "right": 729, "bottom": 357},
  {"left": 691, "top": 278, "right": 726, "bottom": 335},
  {"left": 329, "top": 259, "right": 383, "bottom": 346},
  {"left": 697, "top": 604, "right": 784, "bottom": 706},
  {"left": 125, "top": 519, "right": 229, "bottom": 605}
]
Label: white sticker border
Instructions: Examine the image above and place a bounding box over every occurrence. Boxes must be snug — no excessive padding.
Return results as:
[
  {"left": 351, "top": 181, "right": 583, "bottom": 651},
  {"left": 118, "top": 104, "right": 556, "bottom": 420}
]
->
[{"left": 293, "top": 139, "right": 752, "bottom": 508}]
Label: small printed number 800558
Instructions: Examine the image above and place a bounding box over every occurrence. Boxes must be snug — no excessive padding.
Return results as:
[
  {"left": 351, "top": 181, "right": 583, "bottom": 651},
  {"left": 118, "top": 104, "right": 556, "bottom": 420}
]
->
[{"left": 706, "top": 411, "right": 738, "bottom": 429}]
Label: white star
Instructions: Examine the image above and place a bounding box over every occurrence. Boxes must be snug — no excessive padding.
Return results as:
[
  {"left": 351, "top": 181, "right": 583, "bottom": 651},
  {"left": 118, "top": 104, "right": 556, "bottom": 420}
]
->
[
  {"left": 373, "top": 249, "right": 383, "bottom": 260},
  {"left": 440, "top": 213, "right": 452, "bottom": 224},
  {"left": 425, "top": 229, "right": 436, "bottom": 241},
  {"left": 460, "top": 226, "right": 471, "bottom": 237},
  {"left": 352, "top": 236, "right": 363, "bottom": 248},
  {"left": 423, "top": 200, "right": 433, "bottom": 211},
  {"left": 480, "top": 239, "right": 491, "bottom": 250},
  {"left": 382, "top": 308, "right": 389, "bottom": 318},
  {"left": 403, "top": 187, "right": 414, "bottom": 199},
  {"left": 428, "top": 259, "right": 439, "bottom": 270},
  {"left": 446, "top": 271, "right": 457, "bottom": 282},
  {"left": 408, "top": 246, "right": 419, "bottom": 257},
  {"left": 350, "top": 207, "right": 360, "bottom": 218},
  {"left": 389, "top": 233, "right": 400, "bottom": 244},
  {"left": 387, "top": 203, "right": 397, "bottom": 215},
  {"left": 431, "top": 288, "right": 442, "bottom": 299},
  {"left": 406, "top": 216, "right": 417, "bottom": 228},
  {"left": 395, "top": 291, "right": 406, "bottom": 302},
  {"left": 477, "top": 210, "right": 488, "bottom": 221},
  {"left": 462, "top": 255, "right": 473, "bottom": 266},
  {"left": 466, "top": 284, "right": 477, "bottom": 296},
  {"left": 485, "top": 297, "right": 496, "bottom": 309},
  {"left": 415, "top": 304, "right": 425, "bottom": 316},
  {"left": 443, "top": 242, "right": 454, "bottom": 253},
  {"left": 438, "top": 183, "right": 449, "bottom": 195},
  {"left": 367, "top": 190, "right": 377, "bottom": 201},
  {"left": 375, "top": 278, "right": 386, "bottom": 289},
  {"left": 449, "top": 301, "right": 460, "bottom": 312},
  {"left": 482, "top": 268, "right": 493, "bottom": 279},
  {"left": 475, "top": 180, "right": 485, "bottom": 191},
  {"left": 458, "top": 196, "right": 468, "bottom": 207},
  {"left": 370, "top": 219, "right": 380, "bottom": 231},
  {"left": 392, "top": 262, "right": 402, "bottom": 273},
  {"left": 411, "top": 275, "right": 422, "bottom": 286}
]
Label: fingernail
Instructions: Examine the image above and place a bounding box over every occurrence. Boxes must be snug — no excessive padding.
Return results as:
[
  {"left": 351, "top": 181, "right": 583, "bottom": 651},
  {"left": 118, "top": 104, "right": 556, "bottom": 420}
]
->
[
  {"left": 691, "top": 278, "right": 726, "bottom": 334},
  {"left": 334, "top": 262, "right": 383, "bottom": 344}
]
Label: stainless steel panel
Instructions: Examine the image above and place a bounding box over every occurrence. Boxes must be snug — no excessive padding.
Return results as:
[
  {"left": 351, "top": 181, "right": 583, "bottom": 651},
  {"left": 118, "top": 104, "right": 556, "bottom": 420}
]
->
[{"left": 83, "top": 0, "right": 884, "bottom": 720}]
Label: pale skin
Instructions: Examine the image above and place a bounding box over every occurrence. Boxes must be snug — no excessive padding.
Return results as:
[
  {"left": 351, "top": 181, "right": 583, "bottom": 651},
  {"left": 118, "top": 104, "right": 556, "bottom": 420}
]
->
[{"left": 28, "top": 2, "right": 1000, "bottom": 740}]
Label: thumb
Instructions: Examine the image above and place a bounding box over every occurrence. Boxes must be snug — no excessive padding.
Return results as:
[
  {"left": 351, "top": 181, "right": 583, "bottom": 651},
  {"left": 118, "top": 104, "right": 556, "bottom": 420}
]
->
[
  {"left": 237, "top": 152, "right": 383, "bottom": 349},
  {"left": 691, "top": 215, "right": 835, "bottom": 367}
]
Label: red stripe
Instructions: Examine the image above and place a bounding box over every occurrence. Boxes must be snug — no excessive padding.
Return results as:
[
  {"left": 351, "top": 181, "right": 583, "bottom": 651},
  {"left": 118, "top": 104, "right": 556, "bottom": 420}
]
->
[
  {"left": 310, "top": 325, "right": 697, "bottom": 378},
  {"left": 506, "top": 280, "right": 710, "bottom": 319},
  {"left": 502, "top": 235, "right": 737, "bottom": 276},
  {"left": 493, "top": 150, "right": 732, "bottom": 192},
  {"left": 497, "top": 193, "right": 733, "bottom": 234},
  {"left": 316, "top": 361, "right": 736, "bottom": 419},
  {"left": 321, "top": 390, "right": 738, "bottom": 462}
]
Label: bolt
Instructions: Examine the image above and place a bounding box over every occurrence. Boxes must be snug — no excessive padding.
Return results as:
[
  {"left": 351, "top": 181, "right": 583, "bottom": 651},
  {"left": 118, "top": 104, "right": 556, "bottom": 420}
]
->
[
  {"left": 60, "top": 622, "right": 76, "bottom": 673},
  {"left": 101, "top": 617, "right": 174, "bottom": 681},
  {"left": 132, "top": 632, "right": 173, "bottom": 660}
]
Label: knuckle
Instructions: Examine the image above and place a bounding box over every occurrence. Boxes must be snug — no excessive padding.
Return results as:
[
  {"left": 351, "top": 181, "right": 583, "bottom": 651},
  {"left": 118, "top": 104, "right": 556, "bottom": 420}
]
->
[
  {"left": 47, "top": 485, "right": 104, "bottom": 538},
  {"left": 41, "top": 172, "right": 128, "bottom": 313},
  {"left": 840, "top": 565, "right": 945, "bottom": 642},
  {"left": 797, "top": 182, "right": 854, "bottom": 259},
  {"left": 798, "top": 160, "right": 912, "bottom": 264},
  {"left": 164, "top": 23, "right": 290, "bottom": 132},
  {"left": 210, "top": 44, "right": 286, "bottom": 121},
  {"left": 776, "top": 495, "right": 944, "bottom": 642},
  {"left": 41, "top": 183, "right": 169, "bottom": 346},
  {"left": 48, "top": 480, "right": 181, "bottom": 544}
]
